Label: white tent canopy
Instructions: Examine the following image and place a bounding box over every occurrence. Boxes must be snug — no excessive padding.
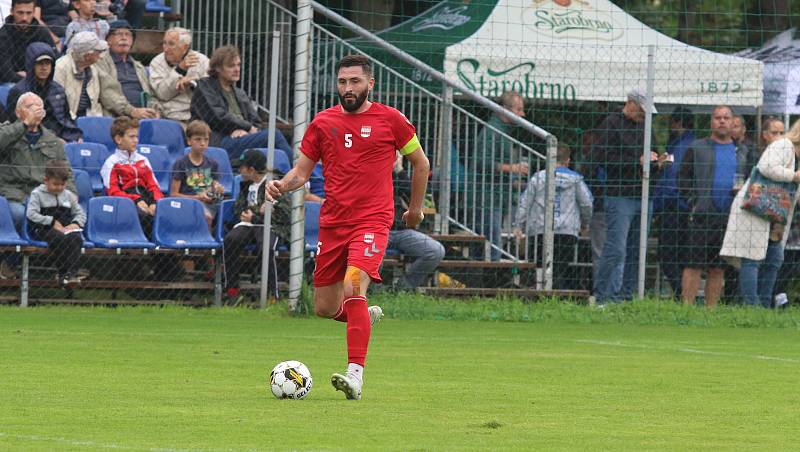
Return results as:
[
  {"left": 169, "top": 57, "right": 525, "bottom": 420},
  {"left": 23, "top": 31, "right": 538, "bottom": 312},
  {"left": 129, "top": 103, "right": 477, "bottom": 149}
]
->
[
  {"left": 737, "top": 28, "right": 800, "bottom": 115},
  {"left": 442, "top": 0, "right": 763, "bottom": 107}
]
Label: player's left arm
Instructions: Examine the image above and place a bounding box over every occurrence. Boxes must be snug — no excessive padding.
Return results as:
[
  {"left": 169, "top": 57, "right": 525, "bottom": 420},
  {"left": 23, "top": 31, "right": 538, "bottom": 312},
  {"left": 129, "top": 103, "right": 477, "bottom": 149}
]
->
[{"left": 402, "top": 147, "right": 430, "bottom": 229}]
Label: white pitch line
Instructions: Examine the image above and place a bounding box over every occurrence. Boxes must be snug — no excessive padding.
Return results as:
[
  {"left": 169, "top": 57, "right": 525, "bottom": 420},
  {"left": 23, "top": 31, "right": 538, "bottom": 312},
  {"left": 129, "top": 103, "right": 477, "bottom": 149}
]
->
[
  {"left": 0, "top": 432, "right": 205, "bottom": 452},
  {"left": 576, "top": 339, "right": 800, "bottom": 364}
]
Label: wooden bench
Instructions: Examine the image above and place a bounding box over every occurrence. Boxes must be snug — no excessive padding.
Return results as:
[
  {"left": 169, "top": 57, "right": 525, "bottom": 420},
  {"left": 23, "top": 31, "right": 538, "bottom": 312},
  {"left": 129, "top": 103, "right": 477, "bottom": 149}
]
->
[{"left": 1, "top": 246, "right": 222, "bottom": 307}]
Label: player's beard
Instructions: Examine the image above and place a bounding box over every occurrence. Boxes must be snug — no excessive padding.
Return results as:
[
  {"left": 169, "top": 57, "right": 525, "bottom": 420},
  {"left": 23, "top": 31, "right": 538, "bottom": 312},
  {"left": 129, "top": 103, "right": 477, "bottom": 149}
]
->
[{"left": 339, "top": 89, "right": 369, "bottom": 113}]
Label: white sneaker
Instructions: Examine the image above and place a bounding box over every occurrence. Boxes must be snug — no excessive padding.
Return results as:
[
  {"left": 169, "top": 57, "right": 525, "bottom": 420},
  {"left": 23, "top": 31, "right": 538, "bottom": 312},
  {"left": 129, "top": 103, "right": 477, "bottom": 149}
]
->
[
  {"left": 331, "top": 372, "right": 362, "bottom": 400},
  {"left": 368, "top": 305, "right": 384, "bottom": 326},
  {"left": 775, "top": 293, "right": 789, "bottom": 309}
]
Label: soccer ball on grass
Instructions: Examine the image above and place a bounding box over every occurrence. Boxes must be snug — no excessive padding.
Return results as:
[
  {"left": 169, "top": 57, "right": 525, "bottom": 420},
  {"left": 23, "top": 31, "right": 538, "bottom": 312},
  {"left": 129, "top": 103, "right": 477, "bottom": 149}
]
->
[{"left": 270, "top": 360, "right": 313, "bottom": 399}]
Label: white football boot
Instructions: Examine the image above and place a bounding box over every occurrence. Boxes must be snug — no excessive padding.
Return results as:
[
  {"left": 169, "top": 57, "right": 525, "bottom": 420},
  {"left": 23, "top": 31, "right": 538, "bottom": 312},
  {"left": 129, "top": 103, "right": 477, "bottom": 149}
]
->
[{"left": 331, "top": 372, "right": 362, "bottom": 400}]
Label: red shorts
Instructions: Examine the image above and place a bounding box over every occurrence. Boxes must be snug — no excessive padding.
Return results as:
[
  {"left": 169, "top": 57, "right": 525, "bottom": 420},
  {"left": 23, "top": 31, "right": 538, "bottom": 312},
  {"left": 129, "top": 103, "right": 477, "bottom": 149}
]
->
[{"left": 313, "top": 224, "right": 389, "bottom": 287}]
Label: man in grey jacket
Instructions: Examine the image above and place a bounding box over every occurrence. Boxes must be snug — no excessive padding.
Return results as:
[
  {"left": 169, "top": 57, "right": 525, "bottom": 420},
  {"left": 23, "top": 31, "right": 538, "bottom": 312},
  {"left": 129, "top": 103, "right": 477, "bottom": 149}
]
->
[
  {"left": 514, "top": 145, "right": 593, "bottom": 289},
  {"left": 0, "top": 92, "right": 73, "bottom": 228},
  {"left": 0, "top": 92, "right": 73, "bottom": 279},
  {"left": 678, "top": 105, "right": 748, "bottom": 307}
]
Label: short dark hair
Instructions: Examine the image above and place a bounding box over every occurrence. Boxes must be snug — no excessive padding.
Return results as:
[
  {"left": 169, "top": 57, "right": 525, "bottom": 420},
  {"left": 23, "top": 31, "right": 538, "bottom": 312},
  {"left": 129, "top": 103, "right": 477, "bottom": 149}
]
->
[
  {"left": 185, "top": 120, "right": 211, "bottom": 139},
  {"left": 11, "top": 0, "right": 36, "bottom": 8},
  {"left": 556, "top": 145, "right": 571, "bottom": 164},
  {"left": 670, "top": 106, "right": 694, "bottom": 129},
  {"left": 336, "top": 54, "right": 372, "bottom": 78},
  {"left": 45, "top": 159, "right": 71, "bottom": 182},
  {"left": 209, "top": 45, "right": 240, "bottom": 78},
  {"left": 110, "top": 116, "right": 139, "bottom": 138}
]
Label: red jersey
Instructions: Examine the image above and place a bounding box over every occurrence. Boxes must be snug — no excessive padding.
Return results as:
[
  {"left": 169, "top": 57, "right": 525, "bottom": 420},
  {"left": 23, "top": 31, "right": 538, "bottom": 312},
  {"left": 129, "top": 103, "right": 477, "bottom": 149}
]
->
[{"left": 301, "top": 102, "right": 419, "bottom": 228}]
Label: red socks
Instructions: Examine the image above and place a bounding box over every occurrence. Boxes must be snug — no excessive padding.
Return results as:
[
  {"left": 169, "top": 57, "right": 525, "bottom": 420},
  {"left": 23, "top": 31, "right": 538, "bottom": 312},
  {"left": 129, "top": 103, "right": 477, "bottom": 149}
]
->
[{"left": 341, "top": 295, "right": 370, "bottom": 367}]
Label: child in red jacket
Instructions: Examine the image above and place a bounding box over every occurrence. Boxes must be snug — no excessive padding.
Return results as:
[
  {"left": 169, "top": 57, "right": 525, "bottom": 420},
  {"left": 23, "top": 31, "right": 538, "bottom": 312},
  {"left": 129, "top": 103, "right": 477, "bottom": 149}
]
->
[{"left": 100, "top": 116, "right": 163, "bottom": 236}]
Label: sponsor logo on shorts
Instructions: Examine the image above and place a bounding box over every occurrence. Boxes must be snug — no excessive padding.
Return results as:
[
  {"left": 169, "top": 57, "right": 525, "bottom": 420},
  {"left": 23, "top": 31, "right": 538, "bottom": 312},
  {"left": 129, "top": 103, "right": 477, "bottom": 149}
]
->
[
  {"left": 364, "top": 233, "right": 374, "bottom": 244},
  {"left": 364, "top": 243, "right": 380, "bottom": 257}
]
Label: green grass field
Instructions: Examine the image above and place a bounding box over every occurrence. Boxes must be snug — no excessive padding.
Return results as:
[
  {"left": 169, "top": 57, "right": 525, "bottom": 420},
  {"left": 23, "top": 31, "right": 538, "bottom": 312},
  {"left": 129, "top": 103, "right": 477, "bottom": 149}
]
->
[{"left": 2, "top": 299, "right": 800, "bottom": 451}]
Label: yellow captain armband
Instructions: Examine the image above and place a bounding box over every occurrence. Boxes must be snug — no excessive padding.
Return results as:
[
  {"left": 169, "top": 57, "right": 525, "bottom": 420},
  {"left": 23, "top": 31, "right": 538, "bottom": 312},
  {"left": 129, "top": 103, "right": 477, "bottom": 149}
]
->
[{"left": 399, "top": 134, "right": 421, "bottom": 156}]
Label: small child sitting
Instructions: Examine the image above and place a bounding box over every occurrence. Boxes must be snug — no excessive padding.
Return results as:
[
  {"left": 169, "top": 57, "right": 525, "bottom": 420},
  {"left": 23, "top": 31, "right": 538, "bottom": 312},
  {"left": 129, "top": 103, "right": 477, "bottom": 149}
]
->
[
  {"left": 100, "top": 116, "right": 164, "bottom": 236},
  {"left": 170, "top": 120, "right": 225, "bottom": 228},
  {"left": 26, "top": 160, "right": 87, "bottom": 287},
  {"left": 223, "top": 149, "right": 290, "bottom": 302}
]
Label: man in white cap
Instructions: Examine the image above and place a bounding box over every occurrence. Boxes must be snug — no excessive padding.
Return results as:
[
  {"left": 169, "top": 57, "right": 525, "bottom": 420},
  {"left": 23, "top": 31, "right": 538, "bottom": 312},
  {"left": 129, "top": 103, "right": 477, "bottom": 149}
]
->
[
  {"left": 54, "top": 30, "right": 156, "bottom": 119},
  {"left": 590, "top": 88, "right": 664, "bottom": 304}
]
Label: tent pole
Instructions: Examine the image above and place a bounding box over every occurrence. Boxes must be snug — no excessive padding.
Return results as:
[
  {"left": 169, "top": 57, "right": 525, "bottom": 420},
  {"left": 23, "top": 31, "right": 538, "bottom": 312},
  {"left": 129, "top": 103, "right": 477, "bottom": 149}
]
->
[{"left": 638, "top": 45, "right": 656, "bottom": 300}]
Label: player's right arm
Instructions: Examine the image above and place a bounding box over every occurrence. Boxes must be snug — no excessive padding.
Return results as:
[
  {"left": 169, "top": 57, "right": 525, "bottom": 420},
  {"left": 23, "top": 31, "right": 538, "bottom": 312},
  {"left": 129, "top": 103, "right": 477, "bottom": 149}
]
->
[{"left": 266, "top": 153, "right": 316, "bottom": 201}]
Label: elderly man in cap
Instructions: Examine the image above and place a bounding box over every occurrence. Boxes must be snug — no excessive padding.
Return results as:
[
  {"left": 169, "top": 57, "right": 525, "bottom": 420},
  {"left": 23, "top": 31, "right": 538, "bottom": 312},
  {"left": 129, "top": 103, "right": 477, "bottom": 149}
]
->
[
  {"left": 7, "top": 42, "right": 82, "bottom": 142},
  {"left": 590, "top": 88, "right": 665, "bottom": 304},
  {"left": 95, "top": 20, "right": 153, "bottom": 110},
  {"left": 149, "top": 26, "right": 209, "bottom": 123},
  {"left": 54, "top": 31, "right": 157, "bottom": 119}
]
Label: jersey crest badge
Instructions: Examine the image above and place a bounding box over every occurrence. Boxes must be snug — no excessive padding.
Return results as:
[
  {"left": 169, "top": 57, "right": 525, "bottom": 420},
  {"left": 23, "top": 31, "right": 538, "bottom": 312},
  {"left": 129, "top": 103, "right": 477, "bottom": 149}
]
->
[{"left": 360, "top": 126, "right": 372, "bottom": 138}]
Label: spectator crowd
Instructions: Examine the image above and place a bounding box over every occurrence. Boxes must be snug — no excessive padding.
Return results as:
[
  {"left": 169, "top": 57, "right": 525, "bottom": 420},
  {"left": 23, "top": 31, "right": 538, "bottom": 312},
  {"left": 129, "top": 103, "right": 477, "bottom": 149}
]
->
[{"left": 0, "top": 0, "right": 797, "bottom": 307}]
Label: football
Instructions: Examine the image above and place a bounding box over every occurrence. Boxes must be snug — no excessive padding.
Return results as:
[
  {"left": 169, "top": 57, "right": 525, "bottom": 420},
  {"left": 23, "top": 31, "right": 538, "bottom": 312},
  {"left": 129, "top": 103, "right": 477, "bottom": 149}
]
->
[{"left": 270, "top": 360, "right": 313, "bottom": 399}]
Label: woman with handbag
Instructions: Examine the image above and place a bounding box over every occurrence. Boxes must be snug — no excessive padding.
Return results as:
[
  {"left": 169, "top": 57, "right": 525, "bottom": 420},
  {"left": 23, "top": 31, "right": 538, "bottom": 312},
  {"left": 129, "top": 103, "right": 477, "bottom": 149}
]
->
[{"left": 720, "top": 119, "right": 800, "bottom": 307}]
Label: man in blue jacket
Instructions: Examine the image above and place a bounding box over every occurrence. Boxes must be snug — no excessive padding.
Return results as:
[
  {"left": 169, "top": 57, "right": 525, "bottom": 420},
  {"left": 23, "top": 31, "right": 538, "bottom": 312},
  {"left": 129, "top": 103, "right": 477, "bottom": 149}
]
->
[{"left": 7, "top": 42, "right": 82, "bottom": 142}]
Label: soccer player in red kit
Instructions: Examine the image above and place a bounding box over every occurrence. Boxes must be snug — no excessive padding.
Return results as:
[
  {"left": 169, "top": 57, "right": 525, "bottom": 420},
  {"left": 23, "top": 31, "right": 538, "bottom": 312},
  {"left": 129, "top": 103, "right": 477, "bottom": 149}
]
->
[{"left": 266, "top": 55, "right": 430, "bottom": 400}]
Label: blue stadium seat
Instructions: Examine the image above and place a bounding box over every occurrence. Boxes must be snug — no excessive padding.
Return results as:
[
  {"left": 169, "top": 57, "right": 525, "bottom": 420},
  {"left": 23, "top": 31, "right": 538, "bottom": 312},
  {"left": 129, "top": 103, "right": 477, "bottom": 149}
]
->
[
  {"left": 21, "top": 202, "right": 51, "bottom": 248},
  {"left": 65, "top": 142, "right": 111, "bottom": 193},
  {"left": 309, "top": 163, "right": 325, "bottom": 198},
  {"left": 215, "top": 199, "right": 235, "bottom": 242},
  {"left": 85, "top": 197, "right": 154, "bottom": 248},
  {"left": 183, "top": 146, "right": 234, "bottom": 195},
  {"left": 305, "top": 201, "right": 321, "bottom": 253},
  {"left": 0, "top": 196, "right": 28, "bottom": 246},
  {"left": 0, "top": 83, "right": 14, "bottom": 109},
  {"left": 252, "top": 147, "right": 291, "bottom": 174},
  {"left": 137, "top": 144, "right": 172, "bottom": 194},
  {"left": 153, "top": 198, "right": 219, "bottom": 249},
  {"left": 72, "top": 169, "right": 93, "bottom": 214},
  {"left": 232, "top": 174, "right": 242, "bottom": 200},
  {"left": 76, "top": 116, "right": 115, "bottom": 153},
  {"left": 138, "top": 118, "right": 186, "bottom": 159},
  {"left": 145, "top": 0, "right": 171, "bottom": 13}
]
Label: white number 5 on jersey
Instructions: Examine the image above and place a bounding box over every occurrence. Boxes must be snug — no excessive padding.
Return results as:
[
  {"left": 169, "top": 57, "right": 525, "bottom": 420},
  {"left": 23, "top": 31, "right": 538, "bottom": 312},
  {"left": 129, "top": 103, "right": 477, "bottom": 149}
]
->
[{"left": 344, "top": 133, "right": 353, "bottom": 148}]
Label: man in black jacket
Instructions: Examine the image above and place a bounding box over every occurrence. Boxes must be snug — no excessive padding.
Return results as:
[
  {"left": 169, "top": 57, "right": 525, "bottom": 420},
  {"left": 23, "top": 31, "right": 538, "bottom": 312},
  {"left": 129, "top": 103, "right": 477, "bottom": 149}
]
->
[
  {"left": 7, "top": 42, "right": 82, "bottom": 142},
  {"left": 190, "top": 45, "right": 292, "bottom": 163},
  {"left": 591, "top": 89, "right": 664, "bottom": 303},
  {"left": 0, "top": 0, "right": 58, "bottom": 84}
]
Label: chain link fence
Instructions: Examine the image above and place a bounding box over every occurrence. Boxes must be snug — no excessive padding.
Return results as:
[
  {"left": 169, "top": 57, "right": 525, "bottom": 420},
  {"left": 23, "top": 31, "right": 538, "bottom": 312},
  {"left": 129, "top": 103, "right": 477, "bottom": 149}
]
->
[{"left": 3, "top": 0, "right": 800, "bottom": 306}]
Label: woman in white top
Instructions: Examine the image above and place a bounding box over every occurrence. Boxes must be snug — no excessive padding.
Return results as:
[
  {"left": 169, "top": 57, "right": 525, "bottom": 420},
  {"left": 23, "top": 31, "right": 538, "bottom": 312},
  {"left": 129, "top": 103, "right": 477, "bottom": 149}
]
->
[{"left": 720, "top": 119, "right": 800, "bottom": 307}]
